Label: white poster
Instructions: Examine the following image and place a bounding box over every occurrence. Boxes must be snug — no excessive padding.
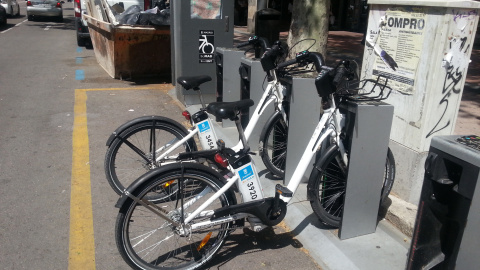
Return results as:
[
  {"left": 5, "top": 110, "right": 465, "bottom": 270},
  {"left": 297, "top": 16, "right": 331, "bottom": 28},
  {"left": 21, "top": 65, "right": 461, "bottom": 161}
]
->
[{"left": 371, "top": 7, "right": 426, "bottom": 94}]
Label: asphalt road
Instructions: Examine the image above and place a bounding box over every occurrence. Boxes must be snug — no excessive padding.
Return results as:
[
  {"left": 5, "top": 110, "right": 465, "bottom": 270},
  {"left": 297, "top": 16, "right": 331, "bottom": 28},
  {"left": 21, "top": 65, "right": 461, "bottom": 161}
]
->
[{"left": 0, "top": 4, "right": 321, "bottom": 270}]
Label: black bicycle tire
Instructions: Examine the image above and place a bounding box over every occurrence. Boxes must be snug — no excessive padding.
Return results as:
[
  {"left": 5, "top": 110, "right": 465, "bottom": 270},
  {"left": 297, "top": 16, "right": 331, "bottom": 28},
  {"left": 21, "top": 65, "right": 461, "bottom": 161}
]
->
[
  {"left": 259, "top": 112, "right": 288, "bottom": 178},
  {"left": 382, "top": 148, "right": 395, "bottom": 202},
  {"left": 309, "top": 145, "right": 395, "bottom": 227},
  {"left": 115, "top": 165, "right": 235, "bottom": 270},
  {"left": 105, "top": 120, "right": 196, "bottom": 195}
]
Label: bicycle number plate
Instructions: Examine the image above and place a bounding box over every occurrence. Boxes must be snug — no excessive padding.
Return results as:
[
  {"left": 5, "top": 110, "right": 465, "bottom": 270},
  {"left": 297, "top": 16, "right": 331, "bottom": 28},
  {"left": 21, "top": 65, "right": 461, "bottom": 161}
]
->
[
  {"left": 236, "top": 163, "right": 264, "bottom": 202},
  {"left": 196, "top": 119, "right": 217, "bottom": 150}
]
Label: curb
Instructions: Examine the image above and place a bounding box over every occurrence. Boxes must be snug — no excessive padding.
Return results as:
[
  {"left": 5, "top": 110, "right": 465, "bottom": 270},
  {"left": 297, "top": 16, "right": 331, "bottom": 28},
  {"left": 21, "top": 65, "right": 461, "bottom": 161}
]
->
[{"left": 384, "top": 194, "right": 417, "bottom": 238}]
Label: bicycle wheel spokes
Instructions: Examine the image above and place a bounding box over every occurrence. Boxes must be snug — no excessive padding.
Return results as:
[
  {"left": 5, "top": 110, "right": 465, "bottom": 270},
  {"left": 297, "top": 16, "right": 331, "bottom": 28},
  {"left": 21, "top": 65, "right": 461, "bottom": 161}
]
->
[
  {"left": 310, "top": 145, "right": 396, "bottom": 228},
  {"left": 118, "top": 172, "right": 232, "bottom": 269},
  {"left": 271, "top": 119, "right": 288, "bottom": 169},
  {"left": 261, "top": 113, "right": 288, "bottom": 177},
  {"left": 106, "top": 122, "right": 190, "bottom": 195},
  {"left": 319, "top": 159, "right": 346, "bottom": 219}
]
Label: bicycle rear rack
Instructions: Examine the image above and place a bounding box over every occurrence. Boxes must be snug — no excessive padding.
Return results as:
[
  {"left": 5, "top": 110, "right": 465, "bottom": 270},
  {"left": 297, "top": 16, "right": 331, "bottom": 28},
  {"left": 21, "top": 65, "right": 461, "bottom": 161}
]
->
[{"left": 340, "top": 75, "right": 392, "bottom": 102}]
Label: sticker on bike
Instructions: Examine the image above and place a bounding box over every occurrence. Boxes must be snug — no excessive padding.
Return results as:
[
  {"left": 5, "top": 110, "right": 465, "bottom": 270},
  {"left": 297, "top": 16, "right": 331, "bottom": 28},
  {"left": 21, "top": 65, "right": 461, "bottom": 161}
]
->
[
  {"left": 238, "top": 165, "right": 254, "bottom": 182},
  {"left": 199, "top": 30, "right": 215, "bottom": 63},
  {"left": 198, "top": 121, "right": 211, "bottom": 133}
]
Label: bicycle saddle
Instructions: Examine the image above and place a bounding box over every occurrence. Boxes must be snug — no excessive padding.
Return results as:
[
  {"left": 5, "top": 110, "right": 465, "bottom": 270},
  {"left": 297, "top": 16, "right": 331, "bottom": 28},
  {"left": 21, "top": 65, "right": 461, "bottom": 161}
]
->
[
  {"left": 206, "top": 99, "right": 254, "bottom": 120},
  {"left": 177, "top": 75, "right": 212, "bottom": 90}
]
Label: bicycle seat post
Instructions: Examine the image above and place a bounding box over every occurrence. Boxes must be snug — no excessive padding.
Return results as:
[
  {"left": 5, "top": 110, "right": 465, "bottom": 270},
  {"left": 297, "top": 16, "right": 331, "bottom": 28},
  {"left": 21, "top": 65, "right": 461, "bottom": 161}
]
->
[
  {"left": 197, "top": 89, "right": 207, "bottom": 109},
  {"left": 234, "top": 116, "right": 250, "bottom": 152}
]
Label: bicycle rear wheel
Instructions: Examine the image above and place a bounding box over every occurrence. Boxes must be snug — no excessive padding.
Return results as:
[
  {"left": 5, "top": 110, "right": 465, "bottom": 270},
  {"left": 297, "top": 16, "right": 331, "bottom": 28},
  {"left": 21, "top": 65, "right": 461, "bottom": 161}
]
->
[
  {"left": 259, "top": 112, "right": 288, "bottom": 178},
  {"left": 308, "top": 145, "right": 395, "bottom": 227},
  {"left": 105, "top": 120, "right": 196, "bottom": 195},
  {"left": 115, "top": 164, "right": 236, "bottom": 270}
]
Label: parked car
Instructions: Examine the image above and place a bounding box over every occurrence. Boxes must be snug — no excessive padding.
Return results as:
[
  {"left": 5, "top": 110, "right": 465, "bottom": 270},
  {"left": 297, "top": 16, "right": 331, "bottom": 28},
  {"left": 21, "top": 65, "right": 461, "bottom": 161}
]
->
[
  {"left": 1, "top": 0, "right": 20, "bottom": 17},
  {"left": 0, "top": 5, "right": 6, "bottom": 25},
  {"left": 26, "top": 0, "right": 63, "bottom": 21},
  {"left": 74, "top": 0, "right": 90, "bottom": 46}
]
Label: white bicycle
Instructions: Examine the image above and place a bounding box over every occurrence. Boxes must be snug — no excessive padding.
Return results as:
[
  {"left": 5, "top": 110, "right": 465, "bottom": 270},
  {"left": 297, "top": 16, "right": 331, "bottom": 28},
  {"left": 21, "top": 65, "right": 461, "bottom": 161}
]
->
[
  {"left": 104, "top": 37, "right": 288, "bottom": 195},
  {"left": 114, "top": 53, "right": 395, "bottom": 270}
]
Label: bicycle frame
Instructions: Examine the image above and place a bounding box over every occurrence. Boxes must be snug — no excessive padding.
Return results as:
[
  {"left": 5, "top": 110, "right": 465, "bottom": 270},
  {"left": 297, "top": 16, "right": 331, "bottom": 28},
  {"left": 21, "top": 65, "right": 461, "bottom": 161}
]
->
[
  {"left": 154, "top": 72, "right": 286, "bottom": 162},
  {"left": 182, "top": 92, "right": 348, "bottom": 226}
]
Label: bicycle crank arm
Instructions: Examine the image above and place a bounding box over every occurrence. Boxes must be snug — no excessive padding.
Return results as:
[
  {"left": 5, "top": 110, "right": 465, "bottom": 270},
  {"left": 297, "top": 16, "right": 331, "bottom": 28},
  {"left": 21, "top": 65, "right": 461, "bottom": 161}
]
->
[
  {"left": 179, "top": 213, "right": 249, "bottom": 235},
  {"left": 124, "top": 191, "right": 181, "bottom": 227},
  {"left": 211, "top": 197, "right": 287, "bottom": 227}
]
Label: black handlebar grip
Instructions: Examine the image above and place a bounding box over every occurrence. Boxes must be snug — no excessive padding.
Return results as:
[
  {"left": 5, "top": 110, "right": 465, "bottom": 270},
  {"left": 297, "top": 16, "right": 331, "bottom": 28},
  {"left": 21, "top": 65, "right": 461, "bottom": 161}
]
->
[
  {"left": 307, "top": 52, "right": 326, "bottom": 72},
  {"left": 277, "top": 58, "right": 297, "bottom": 69},
  {"left": 257, "top": 37, "right": 270, "bottom": 51},
  {"left": 260, "top": 42, "right": 286, "bottom": 72},
  {"left": 236, "top": 41, "right": 251, "bottom": 48},
  {"left": 333, "top": 67, "right": 346, "bottom": 86}
]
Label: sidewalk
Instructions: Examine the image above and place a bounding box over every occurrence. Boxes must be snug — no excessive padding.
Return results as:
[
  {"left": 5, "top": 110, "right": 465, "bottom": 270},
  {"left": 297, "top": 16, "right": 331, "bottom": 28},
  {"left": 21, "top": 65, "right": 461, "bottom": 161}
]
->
[{"left": 178, "top": 101, "right": 410, "bottom": 270}]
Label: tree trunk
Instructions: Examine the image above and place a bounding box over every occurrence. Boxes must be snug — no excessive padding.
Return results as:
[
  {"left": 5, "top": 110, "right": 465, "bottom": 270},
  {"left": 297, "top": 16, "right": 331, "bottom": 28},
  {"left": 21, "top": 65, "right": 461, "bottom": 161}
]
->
[{"left": 287, "top": 0, "right": 330, "bottom": 60}]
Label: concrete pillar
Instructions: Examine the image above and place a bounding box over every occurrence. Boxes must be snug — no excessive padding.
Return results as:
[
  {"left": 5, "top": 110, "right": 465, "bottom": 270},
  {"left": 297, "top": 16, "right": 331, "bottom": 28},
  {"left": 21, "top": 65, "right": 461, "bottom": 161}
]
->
[
  {"left": 283, "top": 75, "right": 322, "bottom": 185},
  {"left": 361, "top": 0, "right": 480, "bottom": 204}
]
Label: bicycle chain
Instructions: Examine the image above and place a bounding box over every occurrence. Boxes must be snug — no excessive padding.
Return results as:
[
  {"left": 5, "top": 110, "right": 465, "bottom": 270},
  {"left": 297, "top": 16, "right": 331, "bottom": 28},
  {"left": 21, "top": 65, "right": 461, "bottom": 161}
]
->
[{"left": 193, "top": 224, "right": 249, "bottom": 235}]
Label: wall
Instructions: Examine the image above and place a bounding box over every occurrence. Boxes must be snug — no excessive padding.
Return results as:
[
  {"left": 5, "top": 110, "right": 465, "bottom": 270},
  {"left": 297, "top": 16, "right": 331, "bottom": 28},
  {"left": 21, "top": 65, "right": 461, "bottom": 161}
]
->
[{"left": 361, "top": 1, "right": 480, "bottom": 204}]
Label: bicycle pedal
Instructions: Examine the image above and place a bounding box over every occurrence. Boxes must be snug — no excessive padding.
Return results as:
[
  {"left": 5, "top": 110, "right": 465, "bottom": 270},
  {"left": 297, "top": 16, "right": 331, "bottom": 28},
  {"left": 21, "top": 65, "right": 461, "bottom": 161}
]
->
[
  {"left": 247, "top": 217, "right": 268, "bottom": 232},
  {"left": 275, "top": 184, "right": 293, "bottom": 197}
]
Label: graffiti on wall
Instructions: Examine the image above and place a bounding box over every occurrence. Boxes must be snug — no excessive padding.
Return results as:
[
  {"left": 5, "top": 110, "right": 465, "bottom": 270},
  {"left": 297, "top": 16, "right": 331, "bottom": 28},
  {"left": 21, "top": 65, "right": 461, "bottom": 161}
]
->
[{"left": 426, "top": 9, "right": 478, "bottom": 138}]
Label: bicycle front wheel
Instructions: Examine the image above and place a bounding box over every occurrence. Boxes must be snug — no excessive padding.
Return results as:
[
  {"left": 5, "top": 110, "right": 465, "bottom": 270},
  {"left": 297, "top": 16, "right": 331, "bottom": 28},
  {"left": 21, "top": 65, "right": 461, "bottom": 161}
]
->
[
  {"left": 116, "top": 164, "right": 236, "bottom": 270},
  {"left": 308, "top": 145, "right": 395, "bottom": 227},
  {"left": 105, "top": 120, "right": 196, "bottom": 195},
  {"left": 259, "top": 112, "right": 288, "bottom": 178}
]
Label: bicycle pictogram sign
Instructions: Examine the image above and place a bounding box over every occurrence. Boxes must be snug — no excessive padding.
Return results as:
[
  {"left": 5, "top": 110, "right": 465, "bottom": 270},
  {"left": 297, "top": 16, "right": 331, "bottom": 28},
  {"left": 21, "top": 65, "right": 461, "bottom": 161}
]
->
[{"left": 199, "top": 30, "right": 215, "bottom": 63}]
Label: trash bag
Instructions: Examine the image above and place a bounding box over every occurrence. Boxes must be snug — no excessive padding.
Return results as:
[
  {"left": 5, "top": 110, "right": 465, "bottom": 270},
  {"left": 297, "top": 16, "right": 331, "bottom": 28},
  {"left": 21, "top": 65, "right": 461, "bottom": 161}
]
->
[
  {"left": 115, "top": 4, "right": 170, "bottom": 26},
  {"left": 115, "top": 5, "right": 142, "bottom": 25},
  {"left": 137, "top": 12, "right": 169, "bottom": 25}
]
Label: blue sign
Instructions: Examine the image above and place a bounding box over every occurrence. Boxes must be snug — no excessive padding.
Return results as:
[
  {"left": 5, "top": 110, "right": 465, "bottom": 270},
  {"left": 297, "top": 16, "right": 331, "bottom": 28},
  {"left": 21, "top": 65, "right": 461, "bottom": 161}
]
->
[
  {"left": 238, "top": 164, "right": 254, "bottom": 182},
  {"left": 198, "top": 121, "right": 211, "bottom": 133}
]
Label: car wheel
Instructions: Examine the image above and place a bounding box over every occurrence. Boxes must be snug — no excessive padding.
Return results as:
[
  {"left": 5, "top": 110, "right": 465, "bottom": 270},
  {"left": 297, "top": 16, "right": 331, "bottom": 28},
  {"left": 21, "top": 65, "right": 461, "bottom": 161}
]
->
[
  {"left": 27, "top": 15, "right": 33, "bottom": 21},
  {"left": 77, "top": 35, "right": 86, "bottom": 47}
]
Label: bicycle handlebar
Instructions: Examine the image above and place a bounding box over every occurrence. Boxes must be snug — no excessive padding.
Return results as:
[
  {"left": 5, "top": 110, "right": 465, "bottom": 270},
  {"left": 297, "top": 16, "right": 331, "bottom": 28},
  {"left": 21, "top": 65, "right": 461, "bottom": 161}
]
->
[
  {"left": 276, "top": 51, "right": 325, "bottom": 72},
  {"left": 260, "top": 41, "right": 287, "bottom": 72},
  {"left": 236, "top": 36, "right": 270, "bottom": 52},
  {"left": 276, "top": 58, "right": 297, "bottom": 70},
  {"left": 333, "top": 61, "right": 349, "bottom": 86}
]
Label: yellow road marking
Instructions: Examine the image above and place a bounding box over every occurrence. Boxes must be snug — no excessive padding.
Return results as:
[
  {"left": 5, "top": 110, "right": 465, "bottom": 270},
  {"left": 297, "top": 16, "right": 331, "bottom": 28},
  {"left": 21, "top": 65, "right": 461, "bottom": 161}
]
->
[
  {"left": 69, "top": 89, "right": 95, "bottom": 270},
  {"left": 69, "top": 85, "right": 173, "bottom": 269},
  {"left": 78, "top": 84, "right": 173, "bottom": 92}
]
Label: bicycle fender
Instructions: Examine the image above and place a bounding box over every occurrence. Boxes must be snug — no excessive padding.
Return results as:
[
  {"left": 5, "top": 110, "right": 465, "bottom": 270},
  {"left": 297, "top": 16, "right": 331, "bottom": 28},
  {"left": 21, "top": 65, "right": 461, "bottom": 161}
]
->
[
  {"left": 105, "top": 116, "right": 190, "bottom": 147},
  {"left": 258, "top": 110, "right": 282, "bottom": 152},
  {"left": 115, "top": 162, "right": 237, "bottom": 209},
  {"left": 306, "top": 144, "right": 338, "bottom": 201}
]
